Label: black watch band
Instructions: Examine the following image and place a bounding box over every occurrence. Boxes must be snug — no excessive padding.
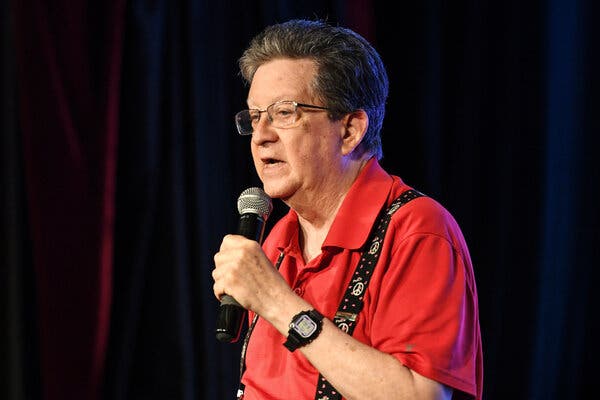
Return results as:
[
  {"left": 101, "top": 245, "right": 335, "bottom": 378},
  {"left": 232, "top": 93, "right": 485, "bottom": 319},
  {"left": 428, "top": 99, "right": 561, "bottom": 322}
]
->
[{"left": 283, "top": 309, "right": 324, "bottom": 352}]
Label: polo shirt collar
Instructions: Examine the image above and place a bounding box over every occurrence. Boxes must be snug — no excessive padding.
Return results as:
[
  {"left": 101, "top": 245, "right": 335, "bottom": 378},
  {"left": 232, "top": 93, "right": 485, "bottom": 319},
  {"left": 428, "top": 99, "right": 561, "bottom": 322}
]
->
[
  {"left": 323, "top": 158, "right": 393, "bottom": 250},
  {"left": 273, "top": 158, "right": 393, "bottom": 254}
]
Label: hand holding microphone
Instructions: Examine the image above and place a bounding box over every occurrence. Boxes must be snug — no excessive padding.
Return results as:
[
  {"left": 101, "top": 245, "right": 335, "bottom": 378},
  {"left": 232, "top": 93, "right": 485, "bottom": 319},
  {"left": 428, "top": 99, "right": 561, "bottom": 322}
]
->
[{"left": 215, "top": 187, "right": 273, "bottom": 343}]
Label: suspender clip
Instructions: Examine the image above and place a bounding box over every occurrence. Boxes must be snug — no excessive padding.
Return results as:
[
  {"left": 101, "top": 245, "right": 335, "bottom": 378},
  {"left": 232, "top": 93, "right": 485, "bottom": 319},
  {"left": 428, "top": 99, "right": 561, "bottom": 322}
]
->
[{"left": 334, "top": 311, "right": 357, "bottom": 322}]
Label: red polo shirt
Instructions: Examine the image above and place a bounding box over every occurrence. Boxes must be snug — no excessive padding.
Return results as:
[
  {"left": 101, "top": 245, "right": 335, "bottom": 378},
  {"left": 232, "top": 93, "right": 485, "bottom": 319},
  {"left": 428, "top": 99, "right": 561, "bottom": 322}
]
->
[{"left": 242, "top": 158, "right": 483, "bottom": 400}]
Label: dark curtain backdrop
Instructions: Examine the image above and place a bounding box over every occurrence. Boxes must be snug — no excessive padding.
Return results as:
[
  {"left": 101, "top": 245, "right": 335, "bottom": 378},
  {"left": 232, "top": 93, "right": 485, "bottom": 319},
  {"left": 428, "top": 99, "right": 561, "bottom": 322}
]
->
[{"left": 1, "top": 1, "right": 598, "bottom": 400}]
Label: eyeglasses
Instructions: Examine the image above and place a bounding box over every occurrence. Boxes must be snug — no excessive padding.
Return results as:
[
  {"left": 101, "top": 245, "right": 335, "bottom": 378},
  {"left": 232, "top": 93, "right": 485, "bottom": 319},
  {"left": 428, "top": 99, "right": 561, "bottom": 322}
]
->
[{"left": 235, "top": 100, "right": 330, "bottom": 136}]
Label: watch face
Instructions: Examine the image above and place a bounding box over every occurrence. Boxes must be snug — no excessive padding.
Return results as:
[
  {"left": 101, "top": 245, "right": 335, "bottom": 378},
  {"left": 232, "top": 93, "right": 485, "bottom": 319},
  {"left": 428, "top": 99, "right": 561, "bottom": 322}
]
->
[{"left": 292, "top": 314, "right": 317, "bottom": 338}]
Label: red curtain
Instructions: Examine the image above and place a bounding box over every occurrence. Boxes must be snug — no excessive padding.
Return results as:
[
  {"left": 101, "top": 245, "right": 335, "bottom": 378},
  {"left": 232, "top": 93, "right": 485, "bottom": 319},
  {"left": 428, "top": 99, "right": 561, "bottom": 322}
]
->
[{"left": 13, "top": 2, "right": 125, "bottom": 399}]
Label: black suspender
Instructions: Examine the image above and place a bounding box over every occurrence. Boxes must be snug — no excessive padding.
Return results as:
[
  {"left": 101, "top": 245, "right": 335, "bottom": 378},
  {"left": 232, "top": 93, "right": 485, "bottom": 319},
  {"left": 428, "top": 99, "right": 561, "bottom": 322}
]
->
[
  {"left": 236, "top": 251, "right": 285, "bottom": 399},
  {"left": 314, "top": 189, "right": 424, "bottom": 400}
]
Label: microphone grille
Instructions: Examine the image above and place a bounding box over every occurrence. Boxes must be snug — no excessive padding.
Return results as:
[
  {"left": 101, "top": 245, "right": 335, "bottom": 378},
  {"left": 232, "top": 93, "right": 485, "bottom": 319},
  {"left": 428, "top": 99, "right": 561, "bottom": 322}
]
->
[{"left": 237, "top": 187, "right": 273, "bottom": 219}]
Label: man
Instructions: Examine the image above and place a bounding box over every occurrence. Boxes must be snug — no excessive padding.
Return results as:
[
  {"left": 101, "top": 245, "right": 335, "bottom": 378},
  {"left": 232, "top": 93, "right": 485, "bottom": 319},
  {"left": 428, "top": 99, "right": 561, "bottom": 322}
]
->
[{"left": 212, "top": 19, "right": 483, "bottom": 400}]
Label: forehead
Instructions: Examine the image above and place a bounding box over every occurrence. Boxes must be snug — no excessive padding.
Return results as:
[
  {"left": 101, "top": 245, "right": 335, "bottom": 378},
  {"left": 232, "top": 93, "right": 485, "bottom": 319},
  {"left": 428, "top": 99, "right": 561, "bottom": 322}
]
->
[{"left": 247, "top": 58, "right": 317, "bottom": 107}]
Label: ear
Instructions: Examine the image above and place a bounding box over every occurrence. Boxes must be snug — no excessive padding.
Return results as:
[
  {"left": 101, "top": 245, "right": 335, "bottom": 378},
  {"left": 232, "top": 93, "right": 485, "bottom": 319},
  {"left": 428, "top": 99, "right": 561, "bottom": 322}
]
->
[{"left": 340, "top": 109, "right": 369, "bottom": 156}]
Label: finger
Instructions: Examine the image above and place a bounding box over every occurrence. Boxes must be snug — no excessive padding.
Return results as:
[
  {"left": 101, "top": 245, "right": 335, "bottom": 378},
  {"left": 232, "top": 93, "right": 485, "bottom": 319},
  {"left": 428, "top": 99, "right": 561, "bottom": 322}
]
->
[
  {"left": 219, "top": 234, "right": 241, "bottom": 251},
  {"left": 213, "top": 281, "right": 225, "bottom": 301}
]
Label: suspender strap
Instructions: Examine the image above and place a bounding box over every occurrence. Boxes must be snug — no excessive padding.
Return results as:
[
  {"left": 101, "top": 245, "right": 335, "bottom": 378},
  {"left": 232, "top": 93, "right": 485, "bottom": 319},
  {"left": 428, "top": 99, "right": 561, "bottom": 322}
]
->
[
  {"left": 237, "top": 251, "right": 285, "bottom": 399},
  {"left": 314, "top": 189, "right": 424, "bottom": 400}
]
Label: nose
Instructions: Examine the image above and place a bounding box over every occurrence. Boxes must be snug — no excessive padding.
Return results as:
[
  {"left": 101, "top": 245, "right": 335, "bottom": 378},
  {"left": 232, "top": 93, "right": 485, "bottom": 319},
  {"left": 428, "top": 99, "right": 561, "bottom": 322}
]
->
[{"left": 251, "top": 112, "right": 278, "bottom": 145}]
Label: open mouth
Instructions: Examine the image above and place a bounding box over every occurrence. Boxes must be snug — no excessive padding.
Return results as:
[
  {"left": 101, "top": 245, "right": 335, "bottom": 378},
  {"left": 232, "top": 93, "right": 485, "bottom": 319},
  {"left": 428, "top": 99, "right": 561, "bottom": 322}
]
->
[{"left": 263, "top": 157, "right": 281, "bottom": 165}]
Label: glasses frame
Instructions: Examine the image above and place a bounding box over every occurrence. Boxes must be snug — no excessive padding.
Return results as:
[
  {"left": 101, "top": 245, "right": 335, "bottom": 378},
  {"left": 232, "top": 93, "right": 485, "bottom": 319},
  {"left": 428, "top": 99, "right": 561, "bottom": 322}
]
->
[{"left": 235, "top": 100, "right": 330, "bottom": 136}]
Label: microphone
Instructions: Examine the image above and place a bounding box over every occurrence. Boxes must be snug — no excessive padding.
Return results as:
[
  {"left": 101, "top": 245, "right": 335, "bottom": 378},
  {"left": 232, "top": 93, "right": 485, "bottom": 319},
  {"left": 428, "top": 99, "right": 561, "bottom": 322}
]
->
[{"left": 215, "top": 187, "right": 273, "bottom": 343}]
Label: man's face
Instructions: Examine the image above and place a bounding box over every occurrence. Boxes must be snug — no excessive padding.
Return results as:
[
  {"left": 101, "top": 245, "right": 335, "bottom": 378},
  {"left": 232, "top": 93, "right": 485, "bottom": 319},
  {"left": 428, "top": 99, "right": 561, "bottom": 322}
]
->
[{"left": 247, "top": 58, "right": 346, "bottom": 205}]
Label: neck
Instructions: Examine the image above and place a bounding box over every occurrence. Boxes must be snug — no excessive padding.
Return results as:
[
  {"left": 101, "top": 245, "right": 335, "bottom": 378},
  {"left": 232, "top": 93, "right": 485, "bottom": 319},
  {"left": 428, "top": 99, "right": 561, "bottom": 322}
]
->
[{"left": 292, "top": 156, "right": 370, "bottom": 262}]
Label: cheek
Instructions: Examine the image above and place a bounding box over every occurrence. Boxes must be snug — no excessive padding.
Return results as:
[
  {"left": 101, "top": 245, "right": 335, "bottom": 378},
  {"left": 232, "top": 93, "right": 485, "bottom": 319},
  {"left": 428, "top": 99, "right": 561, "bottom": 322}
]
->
[
  {"left": 250, "top": 142, "right": 260, "bottom": 160},
  {"left": 287, "top": 137, "right": 315, "bottom": 164},
  {"left": 291, "top": 145, "right": 330, "bottom": 180}
]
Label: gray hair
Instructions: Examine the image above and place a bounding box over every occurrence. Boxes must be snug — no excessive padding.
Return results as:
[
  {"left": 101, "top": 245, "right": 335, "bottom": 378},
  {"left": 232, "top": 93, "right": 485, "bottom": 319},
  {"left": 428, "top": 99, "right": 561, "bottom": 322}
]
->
[{"left": 239, "top": 19, "right": 389, "bottom": 160}]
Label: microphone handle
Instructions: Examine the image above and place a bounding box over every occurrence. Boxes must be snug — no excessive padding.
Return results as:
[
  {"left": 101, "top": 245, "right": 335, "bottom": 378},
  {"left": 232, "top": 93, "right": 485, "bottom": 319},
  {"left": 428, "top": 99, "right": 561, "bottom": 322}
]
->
[
  {"left": 215, "top": 296, "right": 245, "bottom": 343},
  {"left": 215, "top": 213, "right": 266, "bottom": 343}
]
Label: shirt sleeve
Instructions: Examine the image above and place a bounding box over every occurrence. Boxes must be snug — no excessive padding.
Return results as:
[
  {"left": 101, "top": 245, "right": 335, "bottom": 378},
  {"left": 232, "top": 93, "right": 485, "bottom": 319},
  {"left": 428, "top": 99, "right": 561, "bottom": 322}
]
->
[{"left": 366, "top": 208, "right": 480, "bottom": 397}]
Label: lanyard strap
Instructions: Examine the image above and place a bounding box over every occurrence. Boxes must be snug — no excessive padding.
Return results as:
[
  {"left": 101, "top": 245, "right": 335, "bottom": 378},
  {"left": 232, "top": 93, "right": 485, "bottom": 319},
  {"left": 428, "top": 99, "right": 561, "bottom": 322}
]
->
[{"left": 314, "top": 189, "right": 424, "bottom": 400}]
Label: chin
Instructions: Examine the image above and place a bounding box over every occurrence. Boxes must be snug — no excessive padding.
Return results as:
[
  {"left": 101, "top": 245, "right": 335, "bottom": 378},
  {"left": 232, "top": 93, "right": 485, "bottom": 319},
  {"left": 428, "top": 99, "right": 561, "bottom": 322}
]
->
[
  {"left": 261, "top": 182, "right": 293, "bottom": 201},
  {"left": 262, "top": 186, "right": 284, "bottom": 200}
]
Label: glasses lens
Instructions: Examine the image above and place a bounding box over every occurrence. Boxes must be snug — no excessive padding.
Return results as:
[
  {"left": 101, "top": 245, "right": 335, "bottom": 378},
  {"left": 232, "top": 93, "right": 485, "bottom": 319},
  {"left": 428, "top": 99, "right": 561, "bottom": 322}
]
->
[
  {"left": 269, "top": 101, "right": 297, "bottom": 128},
  {"left": 235, "top": 110, "right": 254, "bottom": 135}
]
